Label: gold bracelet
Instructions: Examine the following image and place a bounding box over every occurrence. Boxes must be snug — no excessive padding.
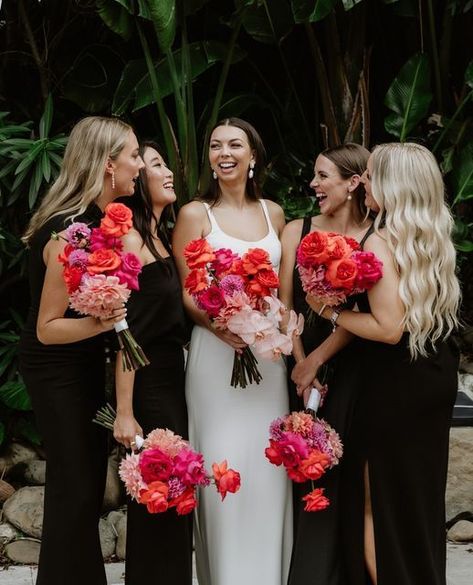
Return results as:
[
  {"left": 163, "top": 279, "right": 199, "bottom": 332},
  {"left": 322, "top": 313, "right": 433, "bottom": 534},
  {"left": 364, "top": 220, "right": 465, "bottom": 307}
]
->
[{"left": 318, "top": 304, "right": 327, "bottom": 316}]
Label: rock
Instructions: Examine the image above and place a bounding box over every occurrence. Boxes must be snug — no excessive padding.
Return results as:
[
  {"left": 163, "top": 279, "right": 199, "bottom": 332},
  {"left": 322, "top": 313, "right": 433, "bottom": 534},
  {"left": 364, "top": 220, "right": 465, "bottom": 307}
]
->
[
  {"left": 0, "top": 522, "right": 21, "bottom": 544},
  {"left": 0, "top": 442, "right": 38, "bottom": 475},
  {"left": 447, "top": 520, "right": 473, "bottom": 542},
  {"left": 458, "top": 373, "right": 473, "bottom": 400},
  {"left": 107, "top": 509, "right": 126, "bottom": 531},
  {"left": 3, "top": 486, "right": 44, "bottom": 538},
  {"left": 4, "top": 538, "right": 41, "bottom": 564},
  {"left": 102, "top": 455, "right": 123, "bottom": 511},
  {"left": 459, "top": 356, "right": 473, "bottom": 376},
  {"left": 446, "top": 428, "right": 473, "bottom": 521},
  {"left": 23, "top": 460, "right": 46, "bottom": 485},
  {"left": 115, "top": 513, "right": 127, "bottom": 560},
  {"left": 0, "top": 478, "right": 15, "bottom": 503},
  {"left": 99, "top": 518, "right": 116, "bottom": 559}
]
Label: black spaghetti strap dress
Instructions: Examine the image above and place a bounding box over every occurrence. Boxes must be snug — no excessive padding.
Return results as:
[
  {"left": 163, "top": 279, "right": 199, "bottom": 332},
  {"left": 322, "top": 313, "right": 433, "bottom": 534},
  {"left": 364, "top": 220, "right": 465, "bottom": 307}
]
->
[
  {"left": 18, "top": 205, "right": 108, "bottom": 585},
  {"left": 124, "top": 251, "right": 193, "bottom": 585},
  {"left": 340, "top": 227, "right": 459, "bottom": 585},
  {"left": 287, "top": 217, "right": 365, "bottom": 585}
]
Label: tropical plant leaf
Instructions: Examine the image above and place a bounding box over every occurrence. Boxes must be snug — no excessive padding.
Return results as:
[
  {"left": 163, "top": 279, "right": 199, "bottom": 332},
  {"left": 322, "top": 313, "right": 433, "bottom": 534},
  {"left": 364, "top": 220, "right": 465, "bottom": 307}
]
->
[
  {"left": 97, "top": 0, "right": 134, "bottom": 40},
  {"left": 241, "top": 0, "right": 294, "bottom": 45},
  {"left": 145, "top": 0, "right": 177, "bottom": 53},
  {"left": 0, "top": 381, "right": 31, "bottom": 411},
  {"left": 39, "top": 95, "right": 53, "bottom": 139},
  {"left": 15, "top": 417, "right": 41, "bottom": 445},
  {"left": 384, "top": 52, "right": 432, "bottom": 140},
  {"left": 291, "top": 0, "right": 337, "bottom": 23},
  {"left": 342, "top": 0, "right": 363, "bottom": 9},
  {"left": 452, "top": 142, "right": 473, "bottom": 204}
]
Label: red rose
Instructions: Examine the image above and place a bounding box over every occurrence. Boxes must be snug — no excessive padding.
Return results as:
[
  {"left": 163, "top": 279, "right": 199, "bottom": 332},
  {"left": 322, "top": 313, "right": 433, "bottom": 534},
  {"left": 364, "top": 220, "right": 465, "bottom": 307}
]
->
[
  {"left": 171, "top": 488, "right": 197, "bottom": 516},
  {"left": 212, "top": 460, "right": 241, "bottom": 501},
  {"left": 139, "top": 481, "right": 169, "bottom": 514},
  {"left": 241, "top": 248, "right": 272, "bottom": 275},
  {"left": 296, "top": 231, "right": 330, "bottom": 267},
  {"left": 100, "top": 203, "right": 133, "bottom": 237},
  {"left": 245, "top": 279, "right": 270, "bottom": 298},
  {"left": 299, "top": 451, "right": 331, "bottom": 481},
  {"left": 87, "top": 248, "right": 122, "bottom": 275},
  {"left": 184, "top": 239, "right": 215, "bottom": 269},
  {"left": 302, "top": 487, "right": 330, "bottom": 512},
  {"left": 185, "top": 269, "right": 209, "bottom": 295},
  {"left": 139, "top": 448, "right": 173, "bottom": 483},
  {"left": 63, "top": 265, "right": 84, "bottom": 293},
  {"left": 325, "top": 257, "right": 358, "bottom": 291},
  {"left": 256, "top": 269, "right": 280, "bottom": 289},
  {"left": 286, "top": 466, "right": 309, "bottom": 483},
  {"left": 265, "top": 440, "right": 283, "bottom": 466}
]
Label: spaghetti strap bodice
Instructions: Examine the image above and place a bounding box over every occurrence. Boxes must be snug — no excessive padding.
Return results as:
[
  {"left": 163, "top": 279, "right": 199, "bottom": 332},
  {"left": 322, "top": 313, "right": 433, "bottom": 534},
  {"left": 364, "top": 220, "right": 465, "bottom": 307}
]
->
[{"left": 201, "top": 200, "right": 281, "bottom": 270}]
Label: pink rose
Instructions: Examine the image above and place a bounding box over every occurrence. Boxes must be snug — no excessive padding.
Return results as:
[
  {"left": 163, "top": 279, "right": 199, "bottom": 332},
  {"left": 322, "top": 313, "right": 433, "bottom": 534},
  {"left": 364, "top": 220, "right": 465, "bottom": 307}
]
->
[
  {"left": 173, "top": 449, "right": 208, "bottom": 486},
  {"left": 113, "top": 252, "right": 142, "bottom": 291},
  {"left": 139, "top": 448, "right": 173, "bottom": 483},
  {"left": 353, "top": 251, "right": 383, "bottom": 290},
  {"left": 89, "top": 228, "right": 123, "bottom": 252},
  {"left": 197, "top": 285, "right": 225, "bottom": 318},
  {"left": 278, "top": 432, "right": 309, "bottom": 468},
  {"left": 211, "top": 248, "right": 238, "bottom": 276}
]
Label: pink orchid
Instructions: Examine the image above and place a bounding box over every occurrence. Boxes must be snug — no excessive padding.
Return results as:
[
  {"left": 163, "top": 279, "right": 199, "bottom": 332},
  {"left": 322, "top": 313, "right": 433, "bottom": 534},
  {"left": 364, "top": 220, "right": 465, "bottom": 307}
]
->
[
  {"left": 227, "top": 308, "right": 275, "bottom": 345},
  {"left": 286, "top": 310, "right": 305, "bottom": 339}
]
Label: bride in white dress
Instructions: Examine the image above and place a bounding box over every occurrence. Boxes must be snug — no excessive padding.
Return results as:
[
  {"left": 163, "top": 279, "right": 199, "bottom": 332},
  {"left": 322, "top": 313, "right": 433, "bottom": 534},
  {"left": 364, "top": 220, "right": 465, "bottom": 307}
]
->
[{"left": 173, "top": 118, "right": 292, "bottom": 585}]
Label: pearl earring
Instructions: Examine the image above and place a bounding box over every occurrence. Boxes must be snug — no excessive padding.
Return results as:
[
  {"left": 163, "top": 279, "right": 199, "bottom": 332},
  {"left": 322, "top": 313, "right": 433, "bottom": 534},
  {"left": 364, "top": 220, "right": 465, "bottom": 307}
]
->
[
  {"left": 212, "top": 170, "right": 217, "bottom": 180},
  {"left": 347, "top": 194, "right": 352, "bottom": 201},
  {"left": 111, "top": 171, "right": 116, "bottom": 190},
  {"left": 249, "top": 163, "right": 255, "bottom": 179}
]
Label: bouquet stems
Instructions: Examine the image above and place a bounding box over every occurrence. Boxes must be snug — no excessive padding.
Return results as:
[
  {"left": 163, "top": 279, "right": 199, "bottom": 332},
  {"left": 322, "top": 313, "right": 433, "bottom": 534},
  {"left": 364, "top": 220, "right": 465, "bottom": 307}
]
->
[
  {"left": 114, "top": 319, "right": 150, "bottom": 371},
  {"left": 231, "top": 347, "right": 262, "bottom": 389},
  {"left": 93, "top": 403, "right": 116, "bottom": 431}
]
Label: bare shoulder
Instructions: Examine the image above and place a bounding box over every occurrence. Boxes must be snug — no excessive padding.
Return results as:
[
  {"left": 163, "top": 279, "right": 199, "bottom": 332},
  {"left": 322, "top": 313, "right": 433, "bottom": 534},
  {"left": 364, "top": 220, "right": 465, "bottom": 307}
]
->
[
  {"left": 281, "top": 218, "right": 304, "bottom": 250},
  {"left": 363, "top": 230, "right": 390, "bottom": 257},
  {"left": 264, "top": 198, "right": 285, "bottom": 218},
  {"left": 176, "top": 200, "right": 207, "bottom": 222},
  {"left": 122, "top": 228, "right": 144, "bottom": 254}
]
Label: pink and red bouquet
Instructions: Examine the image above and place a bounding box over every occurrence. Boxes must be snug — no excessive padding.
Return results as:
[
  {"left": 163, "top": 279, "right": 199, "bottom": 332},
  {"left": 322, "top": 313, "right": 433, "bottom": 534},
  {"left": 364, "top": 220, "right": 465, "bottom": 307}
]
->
[
  {"left": 265, "top": 411, "right": 343, "bottom": 512},
  {"left": 296, "top": 230, "right": 383, "bottom": 309},
  {"left": 184, "top": 239, "right": 304, "bottom": 388},
  {"left": 54, "top": 202, "right": 149, "bottom": 371},
  {"left": 118, "top": 428, "right": 241, "bottom": 515}
]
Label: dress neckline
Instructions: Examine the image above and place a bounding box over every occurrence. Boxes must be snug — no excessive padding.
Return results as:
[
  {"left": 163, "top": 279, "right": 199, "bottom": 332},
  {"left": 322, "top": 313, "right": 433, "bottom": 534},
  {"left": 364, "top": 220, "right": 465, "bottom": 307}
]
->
[{"left": 204, "top": 200, "right": 274, "bottom": 244}]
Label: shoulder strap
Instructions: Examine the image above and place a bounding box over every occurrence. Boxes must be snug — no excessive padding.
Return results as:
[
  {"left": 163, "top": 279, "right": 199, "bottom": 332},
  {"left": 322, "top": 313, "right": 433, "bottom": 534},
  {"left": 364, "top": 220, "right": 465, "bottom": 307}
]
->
[
  {"left": 359, "top": 222, "right": 375, "bottom": 249},
  {"left": 201, "top": 201, "right": 219, "bottom": 232},
  {"left": 300, "top": 216, "right": 312, "bottom": 241},
  {"left": 259, "top": 199, "right": 275, "bottom": 233}
]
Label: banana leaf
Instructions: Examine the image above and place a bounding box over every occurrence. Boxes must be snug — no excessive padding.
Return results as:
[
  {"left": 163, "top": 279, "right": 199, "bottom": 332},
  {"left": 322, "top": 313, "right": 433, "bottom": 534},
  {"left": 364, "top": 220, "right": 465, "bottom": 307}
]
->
[
  {"left": 452, "top": 142, "right": 473, "bottom": 204},
  {"left": 0, "top": 381, "right": 31, "bottom": 411},
  {"left": 291, "top": 0, "right": 337, "bottom": 23}
]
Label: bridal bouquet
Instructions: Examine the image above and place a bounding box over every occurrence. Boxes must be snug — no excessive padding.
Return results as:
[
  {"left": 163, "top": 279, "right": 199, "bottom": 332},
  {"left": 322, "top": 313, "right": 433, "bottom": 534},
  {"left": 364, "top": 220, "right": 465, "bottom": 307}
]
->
[
  {"left": 297, "top": 230, "right": 383, "bottom": 309},
  {"left": 94, "top": 406, "right": 241, "bottom": 515},
  {"left": 265, "top": 411, "right": 343, "bottom": 512},
  {"left": 54, "top": 202, "right": 149, "bottom": 371},
  {"left": 184, "top": 239, "right": 304, "bottom": 388}
]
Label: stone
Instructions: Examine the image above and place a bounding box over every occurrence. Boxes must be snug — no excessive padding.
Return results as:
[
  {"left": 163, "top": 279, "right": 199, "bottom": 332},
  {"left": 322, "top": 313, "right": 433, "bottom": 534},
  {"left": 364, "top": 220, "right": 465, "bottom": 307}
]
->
[
  {"left": 0, "top": 442, "right": 38, "bottom": 475},
  {"left": 458, "top": 373, "right": 473, "bottom": 400},
  {"left": 4, "top": 538, "right": 41, "bottom": 564},
  {"left": 3, "top": 486, "right": 44, "bottom": 538},
  {"left": 107, "top": 509, "right": 126, "bottom": 531},
  {"left": 0, "top": 478, "right": 15, "bottom": 503},
  {"left": 99, "top": 518, "right": 116, "bottom": 560},
  {"left": 102, "top": 455, "right": 123, "bottom": 512},
  {"left": 23, "top": 460, "right": 46, "bottom": 485},
  {"left": 447, "top": 520, "right": 473, "bottom": 542},
  {"left": 446, "top": 428, "right": 473, "bottom": 521},
  {"left": 115, "top": 513, "right": 127, "bottom": 560},
  {"left": 459, "top": 356, "right": 473, "bottom": 376},
  {"left": 0, "top": 522, "right": 21, "bottom": 544}
]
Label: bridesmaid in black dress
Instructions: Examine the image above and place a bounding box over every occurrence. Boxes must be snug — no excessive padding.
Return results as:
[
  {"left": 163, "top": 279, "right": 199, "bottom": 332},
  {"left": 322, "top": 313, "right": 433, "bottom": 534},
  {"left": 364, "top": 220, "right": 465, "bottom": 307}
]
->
[
  {"left": 18, "top": 116, "right": 143, "bottom": 585},
  {"left": 113, "top": 141, "right": 192, "bottom": 585},
  {"left": 279, "top": 143, "right": 370, "bottom": 585},
  {"left": 307, "top": 142, "right": 460, "bottom": 585}
]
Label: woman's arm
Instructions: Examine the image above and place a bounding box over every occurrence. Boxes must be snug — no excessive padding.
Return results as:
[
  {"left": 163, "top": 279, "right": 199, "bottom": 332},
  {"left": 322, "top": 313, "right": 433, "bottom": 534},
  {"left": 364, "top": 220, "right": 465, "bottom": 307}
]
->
[
  {"left": 36, "top": 237, "right": 125, "bottom": 345},
  {"left": 265, "top": 199, "right": 286, "bottom": 237},
  {"left": 172, "top": 202, "right": 246, "bottom": 350},
  {"left": 307, "top": 233, "right": 404, "bottom": 344}
]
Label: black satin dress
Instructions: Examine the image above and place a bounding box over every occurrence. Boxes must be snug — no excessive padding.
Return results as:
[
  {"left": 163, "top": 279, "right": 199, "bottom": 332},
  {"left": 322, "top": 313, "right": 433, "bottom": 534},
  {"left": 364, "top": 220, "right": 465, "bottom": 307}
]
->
[
  {"left": 287, "top": 217, "right": 365, "bottom": 585},
  {"left": 340, "top": 247, "right": 459, "bottom": 584},
  {"left": 124, "top": 252, "right": 192, "bottom": 585},
  {"left": 18, "top": 205, "right": 108, "bottom": 585}
]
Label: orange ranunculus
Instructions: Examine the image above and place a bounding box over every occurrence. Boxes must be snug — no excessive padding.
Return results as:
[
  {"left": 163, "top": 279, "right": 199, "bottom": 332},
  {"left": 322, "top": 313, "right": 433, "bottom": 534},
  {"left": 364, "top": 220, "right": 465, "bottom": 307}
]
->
[
  {"left": 63, "top": 265, "right": 84, "bottom": 294},
  {"left": 100, "top": 203, "right": 133, "bottom": 237},
  {"left": 286, "top": 466, "right": 309, "bottom": 483},
  {"left": 299, "top": 451, "right": 331, "bottom": 481},
  {"left": 297, "top": 231, "right": 330, "bottom": 266},
  {"left": 241, "top": 248, "right": 272, "bottom": 275},
  {"left": 58, "top": 243, "right": 75, "bottom": 266},
  {"left": 325, "top": 257, "right": 358, "bottom": 290},
  {"left": 256, "top": 269, "right": 280, "bottom": 289},
  {"left": 302, "top": 487, "right": 330, "bottom": 512},
  {"left": 139, "top": 481, "right": 169, "bottom": 514},
  {"left": 170, "top": 488, "right": 198, "bottom": 516},
  {"left": 325, "top": 233, "right": 353, "bottom": 261},
  {"left": 212, "top": 460, "right": 241, "bottom": 501},
  {"left": 87, "top": 248, "right": 122, "bottom": 274},
  {"left": 184, "top": 268, "right": 209, "bottom": 295},
  {"left": 184, "top": 238, "right": 215, "bottom": 269},
  {"left": 245, "top": 279, "right": 270, "bottom": 298}
]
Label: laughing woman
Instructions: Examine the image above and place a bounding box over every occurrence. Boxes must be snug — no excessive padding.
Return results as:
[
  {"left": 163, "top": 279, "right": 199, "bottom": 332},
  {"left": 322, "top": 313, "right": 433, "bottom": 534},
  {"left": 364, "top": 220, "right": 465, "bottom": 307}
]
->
[
  {"left": 112, "top": 141, "right": 192, "bottom": 585},
  {"left": 19, "top": 117, "right": 142, "bottom": 585}
]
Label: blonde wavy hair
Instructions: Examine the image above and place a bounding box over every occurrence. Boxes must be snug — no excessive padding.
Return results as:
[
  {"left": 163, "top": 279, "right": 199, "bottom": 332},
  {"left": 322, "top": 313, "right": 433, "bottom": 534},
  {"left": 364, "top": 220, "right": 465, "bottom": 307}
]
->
[
  {"left": 23, "top": 116, "right": 132, "bottom": 245},
  {"left": 370, "top": 142, "right": 460, "bottom": 358}
]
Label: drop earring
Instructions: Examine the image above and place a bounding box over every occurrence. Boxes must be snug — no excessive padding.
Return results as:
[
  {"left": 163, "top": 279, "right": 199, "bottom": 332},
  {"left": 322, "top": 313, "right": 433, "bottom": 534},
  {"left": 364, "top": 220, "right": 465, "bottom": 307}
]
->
[
  {"left": 249, "top": 163, "right": 255, "bottom": 179},
  {"left": 212, "top": 169, "right": 217, "bottom": 180},
  {"left": 347, "top": 193, "right": 352, "bottom": 201},
  {"left": 111, "top": 171, "right": 116, "bottom": 190}
]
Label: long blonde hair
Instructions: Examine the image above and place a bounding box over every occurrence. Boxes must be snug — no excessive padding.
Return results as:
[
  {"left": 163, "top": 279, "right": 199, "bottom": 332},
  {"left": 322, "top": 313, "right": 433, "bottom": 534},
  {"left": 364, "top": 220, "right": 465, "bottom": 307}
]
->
[
  {"left": 371, "top": 142, "right": 460, "bottom": 358},
  {"left": 23, "top": 116, "right": 132, "bottom": 245}
]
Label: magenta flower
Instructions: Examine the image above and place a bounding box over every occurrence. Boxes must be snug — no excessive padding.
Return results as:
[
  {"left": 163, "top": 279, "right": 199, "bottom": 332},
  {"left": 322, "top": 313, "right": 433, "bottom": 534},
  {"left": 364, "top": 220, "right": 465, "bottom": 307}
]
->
[
  {"left": 89, "top": 227, "right": 123, "bottom": 252},
  {"left": 352, "top": 251, "right": 383, "bottom": 289},
  {"left": 278, "top": 432, "right": 310, "bottom": 468},
  {"left": 173, "top": 448, "right": 209, "bottom": 487},
  {"left": 65, "top": 222, "right": 91, "bottom": 249},
  {"left": 220, "top": 274, "right": 245, "bottom": 296},
  {"left": 197, "top": 285, "right": 225, "bottom": 318},
  {"left": 139, "top": 447, "right": 174, "bottom": 484},
  {"left": 68, "top": 249, "right": 88, "bottom": 269},
  {"left": 211, "top": 248, "right": 238, "bottom": 276}
]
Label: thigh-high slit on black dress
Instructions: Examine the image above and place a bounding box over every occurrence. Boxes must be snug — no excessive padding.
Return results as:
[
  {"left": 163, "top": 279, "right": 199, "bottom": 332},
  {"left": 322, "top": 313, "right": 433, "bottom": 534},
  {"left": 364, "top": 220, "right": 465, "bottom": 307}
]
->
[
  {"left": 123, "top": 253, "right": 192, "bottom": 585},
  {"left": 19, "top": 205, "right": 108, "bottom": 585}
]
